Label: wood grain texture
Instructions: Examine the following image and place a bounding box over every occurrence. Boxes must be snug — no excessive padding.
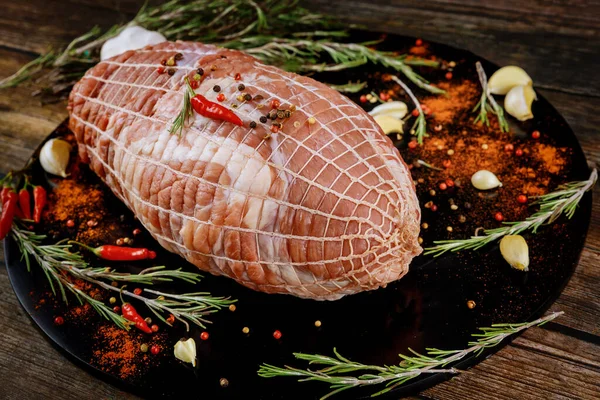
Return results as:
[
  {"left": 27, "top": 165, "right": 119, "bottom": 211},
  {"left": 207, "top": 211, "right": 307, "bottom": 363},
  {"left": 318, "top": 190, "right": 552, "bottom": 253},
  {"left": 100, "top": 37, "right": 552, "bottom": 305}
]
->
[{"left": 0, "top": 0, "right": 599, "bottom": 399}]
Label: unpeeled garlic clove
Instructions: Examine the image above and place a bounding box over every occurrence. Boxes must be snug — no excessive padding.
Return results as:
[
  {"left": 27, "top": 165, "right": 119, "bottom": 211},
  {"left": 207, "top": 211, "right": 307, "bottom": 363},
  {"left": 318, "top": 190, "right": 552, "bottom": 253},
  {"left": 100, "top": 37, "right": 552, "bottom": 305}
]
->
[
  {"left": 369, "top": 101, "right": 408, "bottom": 119},
  {"left": 499, "top": 235, "right": 529, "bottom": 271},
  {"left": 471, "top": 170, "right": 502, "bottom": 190},
  {"left": 504, "top": 84, "right": 536, "bottom": 121},
  {"left": 40, "top": 138, "right": 71, "bottom": 177},
  {"left": 488, "top": 66, "right": 533, "bottom": 95},
  {"left": 174, "top": 337, "right": 197, "bottom": 367}
]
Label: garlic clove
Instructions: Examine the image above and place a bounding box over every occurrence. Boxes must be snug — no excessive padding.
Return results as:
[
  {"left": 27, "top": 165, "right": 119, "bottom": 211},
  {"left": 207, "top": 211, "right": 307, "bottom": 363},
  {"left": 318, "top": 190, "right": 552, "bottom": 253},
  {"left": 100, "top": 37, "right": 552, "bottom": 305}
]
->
[
  {"left": 504, "top": 84, "right": 536, "bottom": 121},
  {"left": 373, "top": 115, "right": 404, "bottom": 135},
  {"left": 488, "top": 66, "right": 533, "bottom": 95},
  {"left": 471, "top": 170, "right": 502, "bottom": 190},
  {"left": 101, "top": 26, "right": 167, "bottom": 61},
  {"left": 40, "top": 138, "right": 71, "bottom": 177},
  {"left": 369, "top": 101, "right": 408, "bottom": 119},
  {"left": 499, "top": 235, "right": 529, "bottom": 271},
  {"left": 174, "top": 337, "right": 197, "bottom": 367}
]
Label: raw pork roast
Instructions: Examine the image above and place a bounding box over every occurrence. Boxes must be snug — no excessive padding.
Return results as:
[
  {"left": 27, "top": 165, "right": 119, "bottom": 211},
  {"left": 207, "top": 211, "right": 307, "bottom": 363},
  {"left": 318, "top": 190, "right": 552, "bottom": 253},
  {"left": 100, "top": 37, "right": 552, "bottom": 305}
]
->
[{"left": 68, "top": 41, "right": 421, "bottom": 300}]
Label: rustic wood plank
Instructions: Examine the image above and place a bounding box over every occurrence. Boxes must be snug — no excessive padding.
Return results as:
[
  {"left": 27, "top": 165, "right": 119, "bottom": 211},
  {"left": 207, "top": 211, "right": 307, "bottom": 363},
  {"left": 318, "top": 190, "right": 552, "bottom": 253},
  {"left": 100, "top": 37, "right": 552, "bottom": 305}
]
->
[{"left": 422, "top": 327, "right": 600, "bottom": 400}]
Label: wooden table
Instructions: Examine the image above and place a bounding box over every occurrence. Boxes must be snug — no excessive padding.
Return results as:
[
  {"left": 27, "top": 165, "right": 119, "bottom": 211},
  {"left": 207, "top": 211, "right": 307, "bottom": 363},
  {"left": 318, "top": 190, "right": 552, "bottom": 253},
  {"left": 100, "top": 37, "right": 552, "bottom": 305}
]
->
[{"left": 0, "top": 1, "right": 598, "bottom": 399}]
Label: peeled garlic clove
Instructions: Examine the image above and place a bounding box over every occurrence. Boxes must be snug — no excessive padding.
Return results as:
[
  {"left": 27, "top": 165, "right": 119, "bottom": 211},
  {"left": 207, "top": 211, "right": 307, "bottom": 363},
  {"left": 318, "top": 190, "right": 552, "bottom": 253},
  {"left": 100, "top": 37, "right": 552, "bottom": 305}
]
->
[
  {"left": 40, "top": 138, "right": 71, "bottom": 177},
  {"left": 488, "top": 66, "right": 533, "bottom": 95},
  {"left": 369, "top": 101, "right": 408, "bottom": 119},
  {"left": 101, "top": 26, "right": 167, "bottom": 61},
  {"left": 471, "top": 170, "right": 502, "bottom": 190},
  {"left": 500, "top": 235, "right": 529, "bottom": 271},
  {"left": 374, "top": 115, "right": 404, "bottom": 135},
  {"left": 504, "top": 84, "right": 536, "bottom": 121},
  {"left": 174, "top": 337, "right": 197, "bottom": 367}
]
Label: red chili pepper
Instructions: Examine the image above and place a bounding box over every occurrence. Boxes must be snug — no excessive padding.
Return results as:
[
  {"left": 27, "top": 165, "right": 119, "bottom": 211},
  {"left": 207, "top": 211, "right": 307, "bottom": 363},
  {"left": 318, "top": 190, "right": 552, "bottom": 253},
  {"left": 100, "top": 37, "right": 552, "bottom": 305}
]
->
[
  {"left": 122, "top": 303, "right": 153, "bottom": 334},
  {"left": 1, "top": 186, "right": 10, "bottom": 204},
  {"left": 69, "top": 241, "right": 156, "bottom": 261},
  {"left": 19, "top": 188, "right": 32, "bottom": 220},
  {"left": 33, "top": 186, "right": 47, "bottom": 223},
  {"left": 0, "top": 191, "right": 18, "bottom": 240},
  {"left": 191, "top": 94, "right": 243, "bottom": 126}
]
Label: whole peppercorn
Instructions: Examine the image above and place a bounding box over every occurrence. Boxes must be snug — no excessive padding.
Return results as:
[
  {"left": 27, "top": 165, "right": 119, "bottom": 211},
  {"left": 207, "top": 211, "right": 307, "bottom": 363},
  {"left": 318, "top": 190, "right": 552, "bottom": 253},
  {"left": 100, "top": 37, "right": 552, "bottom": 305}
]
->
[
  {"left": 197, "top": 68, "right": 204, "bottom": 76},
  {"left": 167, "top": 68, "right": 176, "bottom": 76},
  {"left": 220, "top": 378, "right": 229, "bottom": 388},
  {"left": 249, "top": 121, "right": 257, "bottom": 129},
  {"left": 174, "top": 53, "right": 183, "bottom": 61},
  {"left": 150, "top": 345, "right": 161, "bottom": 355},
  {"left": 253, "top": 94, "right": 264, "bottom": 101},
  {"left": 276, "top": 110, "right": 285, "bottom": 119},
  {"left": 228, "top": 304, "right": 236, "bottom": 312},
  {"left": 431, "top": 204, "right": 438, "bottom": 212},
  {"left": 504, "top": 144, "right": 514, "bottom": 152},
  {"left": 532, "top": 130, "right": 541, "bottom": 139},
  {"left": 243, "top": 93, "right": 252, "bottom": 101},
  {"left": 314, "top": 320, "right": 322, "bottom": 328},
  {"left": 515, "top": 149, "right": 523, "bottom": 157},
  {"left": 360, "top": 95, "right": 367, "bottom": 103},
  {"left": 109, "top": 297, "right": 116, "bottom": 304},
  {"left": 113, "top": 305, "right": 121, "bottom": 313},
  {"left": 445, "top": 179, "right": 455, "bottom": 188},
  {"left": 151, "top": 324, "right": 159, "bottom": 332},
  {"left": 140, "top": 343, "right": 149, "bottom": 353},
  {"left": 439, "top": 182, "right": 448, "bottom": 191},
  {"left": 445, "top": 72, "right": 453, "bottom": 80},
  {"left": 242, "top": 327, "right": 250, "bottom": 334},
  {"left": 517, "top": 195, "right": 528, "bottom": 204},
  {"left": 133, "top": 288, "right": 143, "bottom": 295},
  {"left": 442, "top": 159, "right": 452, "bottom": 168},
  {"left": 200, "top": 331, "right": 209, "bottom": 340},
  {"left": 259, "top": 116, "right": 268, "bottom": 123},
  {"left": 494, "top": 212, "right": 504, "bottom": 222},
  {"left": 270, "top": 125, "right": 280, "bottom": 133},
  {"left": 411, "top": 109, "right": 420, "bottom": 117},
  {"left": 408, "top": 141, "right": 418, "bottom": 149},
  {"left": 213, "top": 85, "right": 221, "bottom": 92},
  {"left": 467, "top": 300, "right": 476, "bottom": 309},
  {"left": 237, "top": 84, "right": 245, "bottom": 91},
  {"left": 273, "top": 330, "right": 282, "bottom": 340},
  {"left": 415, "top": 38, "right": 423, "bottom": 46},
  {"left": 133, "top": 228, "right": 142, "bottom": 236},
  {"left": 66, "top": 220, "right": 75, "bottom": 228},
  {"left": 217, "top": 93, "right": 225, "bottom": 102},
  {"left": 271, "top": 99, "right": 281, "bottom": 109},
  {"left": 54, "top": 316, "right": 64, "bottom": 326}
]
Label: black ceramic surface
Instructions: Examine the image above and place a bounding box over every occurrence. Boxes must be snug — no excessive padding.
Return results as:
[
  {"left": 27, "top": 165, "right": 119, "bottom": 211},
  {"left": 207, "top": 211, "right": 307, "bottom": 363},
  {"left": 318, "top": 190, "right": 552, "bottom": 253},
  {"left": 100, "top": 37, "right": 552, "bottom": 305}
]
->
[{"left": 3, "top": 32, "right": 592, "bottom": 399}]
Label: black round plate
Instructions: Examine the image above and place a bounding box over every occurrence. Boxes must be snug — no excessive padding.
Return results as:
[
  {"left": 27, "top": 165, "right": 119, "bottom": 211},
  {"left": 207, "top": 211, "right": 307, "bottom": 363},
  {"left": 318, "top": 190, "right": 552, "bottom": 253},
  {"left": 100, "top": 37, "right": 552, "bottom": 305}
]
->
[{"left": 3, "top": 32, "right": 592, "bottom": 399}]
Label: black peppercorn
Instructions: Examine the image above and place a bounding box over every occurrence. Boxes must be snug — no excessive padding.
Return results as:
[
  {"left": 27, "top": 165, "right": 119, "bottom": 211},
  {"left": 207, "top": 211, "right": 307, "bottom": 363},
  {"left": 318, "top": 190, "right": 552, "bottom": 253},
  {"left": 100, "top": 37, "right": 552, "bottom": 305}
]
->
[
  {"left": 160, "top": 59, "right": 167, "bottom": 66},
  {"left": 174, "top": 53, "right": 183, "bottom": 61},
  {"left": 244, "top": 93, "right": 252, "bottom": 101},
  {"left": 167, "top": 68, "right": 176, "bottom": 76},
  {"left": 284, "top": 110, "right": 291, "bottom": 118},
  {"left": 276, "top": 110, "right": 285, "bottom": 119},
  {"left": 253, "top": 94, "right": 264, "bottom": 101},
  {"left": 259, "top": 116, "right": 268, "bottom": 123},
  {"left": 268, "top": 110, "right": 278, "bottom": 120},
  {"left": 249, "top": 121, "right": 257, "bottom": 128},
  {"left": 238, "top": 84, "right": 245, "bottom": 91},
  {"left": 197, "top": 68, "right": 204, "bottom": 76},
  {"left": 213, "top": 85, "right": 221, "bottom": 92}
]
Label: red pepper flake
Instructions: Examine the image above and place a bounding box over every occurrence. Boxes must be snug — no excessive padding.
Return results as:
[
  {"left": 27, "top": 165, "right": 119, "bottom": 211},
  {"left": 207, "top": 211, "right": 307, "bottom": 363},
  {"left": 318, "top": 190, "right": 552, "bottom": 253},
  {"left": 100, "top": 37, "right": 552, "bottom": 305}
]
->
[
  {"left": 190, "top": 79, "right": 199, "bottom": 89},
  {"left": 408, "top": 141, "right": 418, "bottom": 149},
  {"left": 216, "top": 93, "right": 225, "bottom": 102},
  {"left": 494, "top": 212, "right": 504, "bottom": 222},
  {"left": 66, "top": 219, "right": 75, "bottom": 228},
  {"left": 166, "top": 314, "right": 175, "bottom": 325},
  {"left": 442, "top": 159, "right": 452, "bottom": 168},
  {"left": 431, "top": 204, "right": 438, "bottom": 212},
  {"left": 411, "top": 109, "right": 420, "bottom": 117},
  {"left": 380, "top": 92, "right": 390, "bottom": 101},
  {"left": 150, "top": 345, "right": 161, "bottom": 355},
  {"left": 234, "top": 73, "right": 241, "bottom": 80},
  {"left": 200, "top": 331, "right": 209, "bottom": 340},
  {"left": 157, "top": 67, "right": 165, "bottom": 74},
  {"left": 133, "top": 288, "right": 143, "bottom": 295},
  {"left": 445, "top": 72, "right": 453, "bottom": 80},
  {"left": 270, "top": 99, "right": 281, "bottom": 109},
  {"left": 515, "top": 149, "right": 523, "bottom": 157},
  {"left": 445, "top": 179, "right": 455, "bottom": 188},
  {"left": 415, "top": 38, "right": 423, "bottom": 46},
  {"left": 133, "top": 228, "right": 142, "bottom": 236},
  {"left": 504, "top": 144, "right": 514, "bottom": 152},
  {"left": 54, "top": 316, "right": 64, "bottom": 326},
  {"left": 273, "top": 330, "right": 282, "bottom": 340},
  {"left": 532, "top": 130, "right": 541, "bottom": 139},
  {"left": 517, "top": 195, "right": 528, "bottom": 204},
  {"left": 113, "top": 306, "right": 121, "bottom": 313},
  {"left": 359, "top": 95, "right": 367, "bottom": 103}
]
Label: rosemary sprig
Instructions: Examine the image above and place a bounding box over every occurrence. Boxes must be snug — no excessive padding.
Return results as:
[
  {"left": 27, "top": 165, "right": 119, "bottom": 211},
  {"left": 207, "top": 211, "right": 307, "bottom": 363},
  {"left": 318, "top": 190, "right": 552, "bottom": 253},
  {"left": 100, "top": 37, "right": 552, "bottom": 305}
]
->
[
  {"left": 10, "top": 223, "right": 235, "bottom": 330},
  {"left": 170, "top": 77, "right": 197, "bottom": 135},
  {"left": 472, "top": 62, "right": 509, "bottom": 132},
  {"left": 417, "top": 160, "right": 442, "bottom": 171},
  {"left": 258, "top": 312, "right": 563, "bottom": 399},
  {"left": 243, "top": 39, "right": 444, "bottom": 94},
  {"left": 389, "top": 75, "right": 428, "bottom": 145},
  {"left": 425, "top": 169, "right": 597, "bottom": 256},
  {"left": 328, "top": 81, "right": 367, "bottom": 93}
]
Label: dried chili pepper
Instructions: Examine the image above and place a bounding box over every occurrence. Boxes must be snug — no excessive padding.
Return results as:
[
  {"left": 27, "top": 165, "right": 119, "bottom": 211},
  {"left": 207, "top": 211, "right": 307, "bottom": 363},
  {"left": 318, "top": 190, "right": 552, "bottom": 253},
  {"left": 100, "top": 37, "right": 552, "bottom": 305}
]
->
[
  {"left": 33, "top": 186, "right": 47, "bottom": 223},
  {"left": 19, "top": 187, "right": 32, "bottom": 220},
  {"left": 122, "top": 302, "right": 153, "bottom": 334},
  {"left": 0, "top": 191, "right": 18, "bottom": 240},
  {"left": 191, "top": 94, "right": 243, "bottom": 126},
  {"left": 69, "top": 241, "right": 157, "bottom": 261}
]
